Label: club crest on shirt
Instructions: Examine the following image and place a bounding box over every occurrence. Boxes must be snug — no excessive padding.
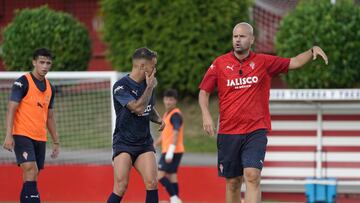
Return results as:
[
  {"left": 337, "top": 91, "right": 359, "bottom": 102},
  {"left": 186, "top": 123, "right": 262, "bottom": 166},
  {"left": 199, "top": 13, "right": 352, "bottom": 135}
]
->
[
  {"left": 23, "top": 152, "right": 28, "bottom": 160},
  {"left": 209, "top": 64, "right": 215, "bottom": 69},
  {"left": 250, "top": 61, "right": 255, "bottom": 70}
]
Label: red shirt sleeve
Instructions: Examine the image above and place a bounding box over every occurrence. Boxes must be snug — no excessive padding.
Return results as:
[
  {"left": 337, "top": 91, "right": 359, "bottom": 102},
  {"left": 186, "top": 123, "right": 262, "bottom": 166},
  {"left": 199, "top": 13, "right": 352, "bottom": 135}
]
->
[
  {"left": 199, "top": 61, "right": 218, "bottom": 93},
  {"left": 265, "top": 54, "right": 291, "bottom": 76}
]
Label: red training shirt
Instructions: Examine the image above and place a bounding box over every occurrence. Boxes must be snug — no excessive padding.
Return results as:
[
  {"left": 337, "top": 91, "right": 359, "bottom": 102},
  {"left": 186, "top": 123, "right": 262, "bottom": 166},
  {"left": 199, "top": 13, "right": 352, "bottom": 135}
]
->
[{"left": 199, "top": 51, "right": 290, "bottom": 134}]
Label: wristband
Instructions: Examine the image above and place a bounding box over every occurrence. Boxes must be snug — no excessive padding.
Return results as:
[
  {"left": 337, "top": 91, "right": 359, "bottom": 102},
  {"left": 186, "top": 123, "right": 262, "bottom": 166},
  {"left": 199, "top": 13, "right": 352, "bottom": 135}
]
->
[{"left": 165, "top": 144, "right": 176, "bottom": 160}]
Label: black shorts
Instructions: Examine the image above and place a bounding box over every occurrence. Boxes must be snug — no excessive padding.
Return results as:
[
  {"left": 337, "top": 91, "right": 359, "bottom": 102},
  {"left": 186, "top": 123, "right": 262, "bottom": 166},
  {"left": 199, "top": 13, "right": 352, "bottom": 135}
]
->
[
  {"left": 112, "top": 143, "right": 155, "bottom": 165},
  {"left": 217, "top": 129, "right": 268, "bottom": 178},
  {"left": 13, "top": 135, "right": 46, "bottom": 170},
  {"left": 158, "top": 153, "right": 183, "bottom": 173}
]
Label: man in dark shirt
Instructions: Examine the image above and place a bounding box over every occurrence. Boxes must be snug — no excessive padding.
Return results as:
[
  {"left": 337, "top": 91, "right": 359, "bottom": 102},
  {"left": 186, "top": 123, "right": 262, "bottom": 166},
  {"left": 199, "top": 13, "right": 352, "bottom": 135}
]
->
[{"left": 107, "top": 47, "right": 165, "bottom": 203}]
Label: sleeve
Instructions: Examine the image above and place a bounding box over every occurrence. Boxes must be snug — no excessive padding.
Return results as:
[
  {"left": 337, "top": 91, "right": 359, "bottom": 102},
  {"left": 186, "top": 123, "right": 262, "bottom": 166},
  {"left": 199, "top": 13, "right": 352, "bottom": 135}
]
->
[
  {"left": 113, "top": 83, "right": 136, "bottom": 107},
  {"left": 48, "top": 84, "right": 55, "bottom": 109},
  {"left": 198, "top": 60, "right": 218, "bottom": 93},
  {"left": 10, "top": 76, "right": 28, "bottom": 103},
  {"left": 265, "top": 54, "right": 291, "bottom": 77},
  {"left": 170, "top": 112, "right": 183, "bottom": 130}
]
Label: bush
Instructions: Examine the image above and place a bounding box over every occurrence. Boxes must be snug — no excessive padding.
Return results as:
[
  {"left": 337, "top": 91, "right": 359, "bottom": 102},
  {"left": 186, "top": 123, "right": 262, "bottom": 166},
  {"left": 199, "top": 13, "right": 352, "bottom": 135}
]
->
[
  {"left": 1, "top": 6, "right": 91, "bottom": 71},
  {"left": 100, "top": 0, "right": 252, "bottom": 96},
  {"left": 275, "top": 0, "right": 360, "bottom": 88}
]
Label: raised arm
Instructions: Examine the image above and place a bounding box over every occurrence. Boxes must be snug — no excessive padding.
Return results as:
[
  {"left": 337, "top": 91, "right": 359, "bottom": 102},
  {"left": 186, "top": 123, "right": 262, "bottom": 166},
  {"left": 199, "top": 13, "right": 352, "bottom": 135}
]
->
[
  {"left": 199, "top": 90, "right": 215, "bottom": 136},
  {"left": 289, "top": 46, "right": 328, "bottom": 70},
  {"left": 127, "top": 69, "right": 157, "bottom": 115}
]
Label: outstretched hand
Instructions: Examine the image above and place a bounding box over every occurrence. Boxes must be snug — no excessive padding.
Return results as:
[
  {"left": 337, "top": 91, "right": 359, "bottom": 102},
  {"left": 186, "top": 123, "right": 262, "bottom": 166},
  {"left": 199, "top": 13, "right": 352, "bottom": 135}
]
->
[{"left": 312, "top": 46, "right": 328, "bottom": 65}]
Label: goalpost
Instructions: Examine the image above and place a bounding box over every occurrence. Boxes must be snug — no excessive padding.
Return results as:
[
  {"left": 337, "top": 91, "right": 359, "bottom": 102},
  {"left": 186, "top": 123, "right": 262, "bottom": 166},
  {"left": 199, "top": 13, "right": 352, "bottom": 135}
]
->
[{"left": 0, "top": 71, "right": 124, "bottom": 165}]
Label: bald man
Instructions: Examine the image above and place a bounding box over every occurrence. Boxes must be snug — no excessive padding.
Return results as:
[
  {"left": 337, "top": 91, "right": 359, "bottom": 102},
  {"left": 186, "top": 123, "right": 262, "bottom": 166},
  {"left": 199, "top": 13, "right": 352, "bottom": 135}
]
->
[{"left": 199, "top": 22, "right": 328, "bottom": 203}]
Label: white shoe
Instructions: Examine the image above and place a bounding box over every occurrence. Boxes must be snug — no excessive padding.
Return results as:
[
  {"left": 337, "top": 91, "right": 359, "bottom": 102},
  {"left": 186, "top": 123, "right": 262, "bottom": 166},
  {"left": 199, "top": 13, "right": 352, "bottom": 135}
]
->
[{"left": 170, "top": 195, "right": 182, "bottom": 203}]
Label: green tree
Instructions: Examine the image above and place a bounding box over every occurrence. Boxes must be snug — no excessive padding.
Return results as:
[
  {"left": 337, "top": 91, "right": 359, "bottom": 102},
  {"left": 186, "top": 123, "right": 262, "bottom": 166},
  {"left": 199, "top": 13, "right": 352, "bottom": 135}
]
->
[
  {"left": 275, "top": 0, "right": 360, "bottom": 88},
  {"left": 100, "top": 0, "right": 252, "bottom": 96},
  {"left": 1, "top": 6, "right": 91, "bottom": 71}
]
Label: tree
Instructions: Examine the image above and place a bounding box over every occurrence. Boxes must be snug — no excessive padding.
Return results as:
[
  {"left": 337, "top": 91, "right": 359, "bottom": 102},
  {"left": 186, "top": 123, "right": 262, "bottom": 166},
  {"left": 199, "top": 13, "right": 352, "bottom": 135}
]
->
[
  {"left": 100, "top": 0, "right": 252, "bottom": 96},
  {"left": 1, "top": 6, "right": 91, "bottom": 71},
  {"left": 275, "top": 0, "right": 360, "bottom": 88}
]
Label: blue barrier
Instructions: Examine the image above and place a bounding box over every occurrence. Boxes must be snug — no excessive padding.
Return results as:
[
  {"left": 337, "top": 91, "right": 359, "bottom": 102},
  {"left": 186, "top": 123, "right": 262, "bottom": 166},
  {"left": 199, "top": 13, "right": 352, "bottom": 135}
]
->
[{"left": 305, "top": 178, "right": 337, "bottom": 203}]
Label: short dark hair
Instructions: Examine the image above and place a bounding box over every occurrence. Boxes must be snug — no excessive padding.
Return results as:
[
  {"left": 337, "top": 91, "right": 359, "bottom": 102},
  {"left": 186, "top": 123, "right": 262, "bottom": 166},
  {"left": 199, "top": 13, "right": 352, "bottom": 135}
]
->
[
  {"left": 132, "top": 47, "right": 157, "bottom": 61},
  {"left": 163, "top": 89, "right": 178, "bottom": 100},
  {"left": 33, "top": 48, "right": 54, "bottom": 60}
]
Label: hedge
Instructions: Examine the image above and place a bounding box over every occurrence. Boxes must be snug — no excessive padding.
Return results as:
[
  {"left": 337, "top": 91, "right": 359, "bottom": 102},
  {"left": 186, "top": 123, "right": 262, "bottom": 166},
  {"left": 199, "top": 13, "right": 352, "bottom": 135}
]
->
[{"left": 1, "top": 6, "right": 91, "bottom": 71}]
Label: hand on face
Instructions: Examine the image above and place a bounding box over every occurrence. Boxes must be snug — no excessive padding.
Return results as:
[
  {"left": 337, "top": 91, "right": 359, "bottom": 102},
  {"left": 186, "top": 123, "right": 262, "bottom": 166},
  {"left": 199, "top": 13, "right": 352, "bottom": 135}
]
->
[{"left": 145, "top": 67, "right": 157, "bottom": 88}]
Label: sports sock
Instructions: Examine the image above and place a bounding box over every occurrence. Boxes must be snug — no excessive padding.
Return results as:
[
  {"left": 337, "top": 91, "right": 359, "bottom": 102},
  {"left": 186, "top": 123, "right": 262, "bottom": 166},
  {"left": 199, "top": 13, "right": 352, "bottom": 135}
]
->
[
  {"left": 146, "top": 189, "right": 158, "bottom": 203},
  {"left": 107, "top": 192, "right": 122, "bottom": 203},
  {"left": 159, "top": 177, "right": 176, "bottom": 196},
  {"left": 171, "top": 182, "right": 179, "bottom": 196},
  {"left": 22, "top": 181, "right": 40, "bottom": 203}
]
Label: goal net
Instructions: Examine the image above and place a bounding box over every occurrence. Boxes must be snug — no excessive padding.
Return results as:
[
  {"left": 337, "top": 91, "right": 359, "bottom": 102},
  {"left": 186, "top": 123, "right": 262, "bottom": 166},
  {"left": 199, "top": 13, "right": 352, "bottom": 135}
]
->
[
  {"left": 0, "top": 71, "right": 123, "bottom": 165},
  {"left": 252, "top": 0, "right": 298, "bottom": 53}
]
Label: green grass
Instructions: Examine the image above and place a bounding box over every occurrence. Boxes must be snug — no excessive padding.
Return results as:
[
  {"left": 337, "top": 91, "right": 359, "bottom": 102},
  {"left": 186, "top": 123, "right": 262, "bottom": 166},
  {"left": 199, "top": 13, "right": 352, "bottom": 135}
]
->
[{"left": 55, "top": 90, "right": 112, "bottom": 149}]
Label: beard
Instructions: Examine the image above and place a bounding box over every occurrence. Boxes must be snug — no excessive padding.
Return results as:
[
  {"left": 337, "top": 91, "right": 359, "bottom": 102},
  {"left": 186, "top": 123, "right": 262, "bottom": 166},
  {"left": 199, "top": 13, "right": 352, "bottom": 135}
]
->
[{"left": 233, "top": 47, "right": 248, "bottom": 54}]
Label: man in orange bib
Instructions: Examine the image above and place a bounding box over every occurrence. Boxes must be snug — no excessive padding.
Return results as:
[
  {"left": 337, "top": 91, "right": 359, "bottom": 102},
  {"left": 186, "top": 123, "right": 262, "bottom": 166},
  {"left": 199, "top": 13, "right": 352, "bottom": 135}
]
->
[
  {"left": 155, "top": 89, "right": 184, "bottom": 203},
  {"left": 3, "top": 48, "right": 60, "bottom": 203}
]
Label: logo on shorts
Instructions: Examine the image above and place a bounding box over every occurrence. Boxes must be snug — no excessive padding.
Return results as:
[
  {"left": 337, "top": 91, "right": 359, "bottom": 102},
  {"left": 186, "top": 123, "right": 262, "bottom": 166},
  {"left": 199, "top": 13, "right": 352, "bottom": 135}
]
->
[
  {"left": 22, "top": 152, "right": 28, "bottom": 160},
  {"left": 219, "top": 163, "right": 224, "bottom": 174},
  {"left": 260, "top": 160, "right": 263, "bottom": 165}
]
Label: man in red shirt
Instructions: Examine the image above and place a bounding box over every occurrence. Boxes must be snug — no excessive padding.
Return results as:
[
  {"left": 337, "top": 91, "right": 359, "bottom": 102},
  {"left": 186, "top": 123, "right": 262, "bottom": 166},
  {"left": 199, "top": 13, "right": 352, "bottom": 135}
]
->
[{"left": 198, "top": 22, "right": 328, "bottom": 203}]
